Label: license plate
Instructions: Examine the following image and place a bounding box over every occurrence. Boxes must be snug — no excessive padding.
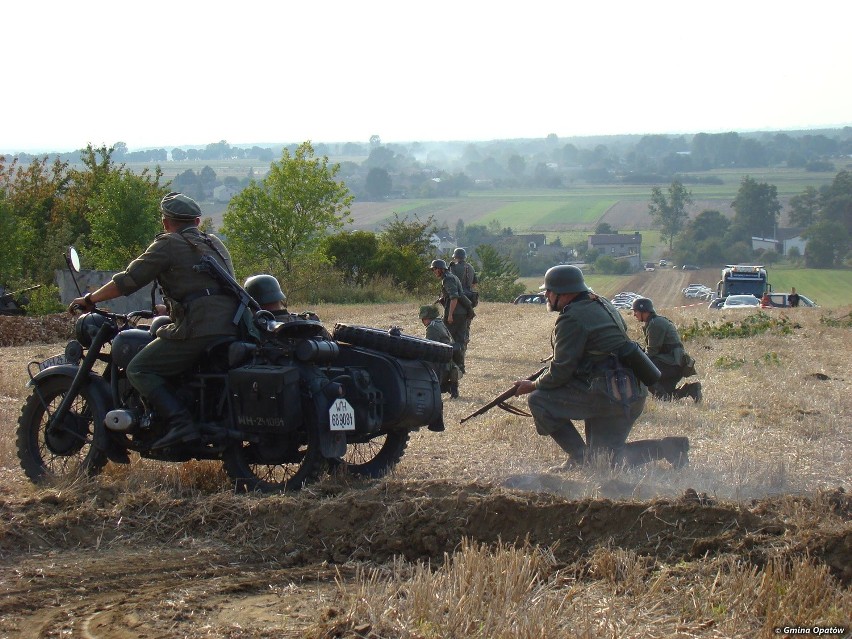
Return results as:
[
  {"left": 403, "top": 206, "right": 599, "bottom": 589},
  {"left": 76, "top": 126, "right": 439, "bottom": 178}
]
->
[
  {"left": 329, "top": 398, "right": 356, "bottom": 431},
  {"left": 38, "top": 354, "right": 74, "bottom": 370}
]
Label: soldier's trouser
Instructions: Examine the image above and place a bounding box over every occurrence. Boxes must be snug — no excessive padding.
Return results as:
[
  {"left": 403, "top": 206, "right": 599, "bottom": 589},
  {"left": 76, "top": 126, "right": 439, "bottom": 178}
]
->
[
  {"left": 528, "top": 383, "right": 645, "bottom": 455},
  {"left": 126, "top": 335, "right": 231, "bottom": 397},
  {"left": 648, "top": 361, "right": 687, "bottom": 399},
  {"left": 447, "top": 314, "right": 470, "bottom": 374}
]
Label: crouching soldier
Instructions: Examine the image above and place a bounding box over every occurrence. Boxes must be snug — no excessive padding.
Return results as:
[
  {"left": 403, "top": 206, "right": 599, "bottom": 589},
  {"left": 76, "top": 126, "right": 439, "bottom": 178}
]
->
[
  {"left": 632, "top": 297, "right": 701, "bottom": 403},
  {"left": 420, "top": 304, "right": 461, "bottom": 398}
]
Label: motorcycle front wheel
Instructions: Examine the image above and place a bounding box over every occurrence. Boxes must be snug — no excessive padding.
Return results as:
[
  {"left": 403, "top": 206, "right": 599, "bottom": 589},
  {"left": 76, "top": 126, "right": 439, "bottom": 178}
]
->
[
  {"left": 222, "top": 428, "right": 326, "bottom": 493},
  {"left": 17, "top": 377, "right": 109, "bottom": 484},
  {"left": 339, "top": 431, "right": 410, "bottom": 478}
]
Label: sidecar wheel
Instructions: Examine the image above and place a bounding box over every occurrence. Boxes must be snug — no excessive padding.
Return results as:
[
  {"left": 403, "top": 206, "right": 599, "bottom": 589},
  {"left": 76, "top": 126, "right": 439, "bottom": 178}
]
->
[
  {"left": 338, "top": 430, "right": 410, "bottom": 478},
  {"left": 222, "top": 428, "right": 325, "bottom": 493},
  {"left": 17, "top": 377, "right": 108, "bottom": 484}
]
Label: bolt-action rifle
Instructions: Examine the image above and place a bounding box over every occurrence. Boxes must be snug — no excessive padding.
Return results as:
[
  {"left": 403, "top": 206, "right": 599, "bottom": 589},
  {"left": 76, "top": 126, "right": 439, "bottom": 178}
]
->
[{"left": 460, "top": 357, "right": 551, "bottom": 424}]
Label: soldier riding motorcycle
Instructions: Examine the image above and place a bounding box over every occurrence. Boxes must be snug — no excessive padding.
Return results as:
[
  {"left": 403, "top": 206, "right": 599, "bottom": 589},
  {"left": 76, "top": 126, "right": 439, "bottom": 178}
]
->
[{"left": 16, "top": 248, "right": 452, "bottom": 492}]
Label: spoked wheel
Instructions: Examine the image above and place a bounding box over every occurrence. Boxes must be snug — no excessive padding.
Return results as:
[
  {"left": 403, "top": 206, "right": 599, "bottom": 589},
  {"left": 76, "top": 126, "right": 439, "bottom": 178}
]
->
[
  {"left": 339, "top": 430, "right": 410, "bottom": 478},
  {"left": 222, "top": 428, "right": 326, "bottom": 493},
  {"left": 17, "top": 377, "right": 108, "bottom": 484}
]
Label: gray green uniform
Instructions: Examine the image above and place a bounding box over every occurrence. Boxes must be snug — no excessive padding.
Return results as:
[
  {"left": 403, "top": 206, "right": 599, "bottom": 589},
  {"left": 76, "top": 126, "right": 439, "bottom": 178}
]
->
[
  {"left": 641, "top": 313, "right": 694, "bottom": 399},
  {"left": 425, "top": 317, "right": 460, "bottom": 390},
  {"left": 118, "top": 227, "right": 240, "bottom": 396},
  {"left": 449, "top": 260, "right": 477, "bottom": 291},
  {"left": 528, "top": 292, "right": 646, "bottom": 455},
  {"left": 439, "top": 270, "right": 471, "bottom": 373}
]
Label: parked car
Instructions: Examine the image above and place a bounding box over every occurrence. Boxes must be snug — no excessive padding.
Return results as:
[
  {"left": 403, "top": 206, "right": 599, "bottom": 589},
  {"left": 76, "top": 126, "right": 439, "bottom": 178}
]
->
[
  {"left": 762, "top": 293, "right": 819, "bottom": 308},
  {"left": 658, "top": 259, "right": 669, "bottom": 267},
  {"left": 682, "top": 264, "right": 700, "bottom": 271},
  {"left": 643, "top": 262, "right": 656, "bottom": 271},
  {"left": 513, "top": 293, "right": 546, "bottom": 304},
  {"left": 721, "top": 294, "right": 761, "bottom": 309}
]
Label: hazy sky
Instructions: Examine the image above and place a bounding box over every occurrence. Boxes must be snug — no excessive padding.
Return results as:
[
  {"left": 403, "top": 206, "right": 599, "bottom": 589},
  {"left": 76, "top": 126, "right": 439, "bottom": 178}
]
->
[{"left": 4, "top": 1, "right": 851, "bottom": 153}]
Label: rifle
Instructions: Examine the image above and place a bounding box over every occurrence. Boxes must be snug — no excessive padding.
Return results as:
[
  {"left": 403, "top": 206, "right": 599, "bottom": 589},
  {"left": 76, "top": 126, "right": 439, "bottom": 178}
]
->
[
  {"left": 192, "top": 255, "right": 261, "bottom": 326},
  {"left": 460, "top": 361, "right": 549, "bottom": 424}
]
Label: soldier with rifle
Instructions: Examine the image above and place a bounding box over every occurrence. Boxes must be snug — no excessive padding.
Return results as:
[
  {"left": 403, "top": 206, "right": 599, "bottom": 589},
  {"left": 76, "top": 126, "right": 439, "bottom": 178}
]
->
[
  {"left": 68, "top": 192, "right": 240, "bottom": 449},
  {"left": 465, "top": 264, "right": 689, "bottom": 469},
  {"left": 431, "top": 258, "right": 474, "bottom": 375}
]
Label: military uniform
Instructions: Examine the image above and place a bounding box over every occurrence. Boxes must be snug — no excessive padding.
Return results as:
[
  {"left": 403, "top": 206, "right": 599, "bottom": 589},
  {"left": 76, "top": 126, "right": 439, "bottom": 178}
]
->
[
  {"left": 425, "top": 316, "right": 460, "bottom": 393},
  {"left": 122, "top": 227, "right": 239, "bottom": 396},
  {"left": 438, "top": 269, "right": 472, "bottom": 374},
  {"left": 449, "top": 260, "right": 477, "bottom": 292},
  {"left": 529, "top": 292, "right": 647, "bottom": 457},
  {"left": 640, "top": 311, "right": 700, "bottom": 401}
]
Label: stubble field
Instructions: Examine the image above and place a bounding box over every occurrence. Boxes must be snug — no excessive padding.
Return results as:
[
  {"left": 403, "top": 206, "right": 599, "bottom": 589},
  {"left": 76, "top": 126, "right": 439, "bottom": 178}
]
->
[{"left": 0, "top": 291, "right": 850, "bottom": 638}]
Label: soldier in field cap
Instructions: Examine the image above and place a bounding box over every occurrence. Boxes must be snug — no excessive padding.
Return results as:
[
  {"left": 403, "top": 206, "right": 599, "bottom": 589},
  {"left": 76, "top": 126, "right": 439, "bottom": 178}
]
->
[{"left": 68, "top": 192, "right": 239, "bottom": 449}]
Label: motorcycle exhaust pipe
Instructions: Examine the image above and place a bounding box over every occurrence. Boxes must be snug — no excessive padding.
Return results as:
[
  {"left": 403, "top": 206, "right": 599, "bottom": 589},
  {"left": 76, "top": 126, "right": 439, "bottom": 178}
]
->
[{"left": 104, "top": 409, "right": 138, "bottom": 433}]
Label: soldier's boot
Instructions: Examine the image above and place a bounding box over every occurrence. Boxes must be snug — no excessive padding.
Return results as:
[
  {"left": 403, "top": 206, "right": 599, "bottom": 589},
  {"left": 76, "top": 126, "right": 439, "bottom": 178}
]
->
[
  {"left": 548, "top": 423, "right": 587, "bottom": 471},
  {"left": 449, "top": 382, "right": 459, "bottom": 399},
  {"left": 427, "top": 413, "right": 445, "bottom": 432},
  {"left": 687, "top": 381, "right": 703, "bottom": 403},
  {"left": 617, "top": 437, "right": 689, "bottom": 468},
  {"left": 147, "top": 385, "right": 199, "bottom": 449}
]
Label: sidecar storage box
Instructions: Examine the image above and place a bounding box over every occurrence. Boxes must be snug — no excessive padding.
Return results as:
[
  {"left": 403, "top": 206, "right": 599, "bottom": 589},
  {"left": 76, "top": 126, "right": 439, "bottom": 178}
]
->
[{"left": 228, "top": 365, "right": 301, "bottom": 432}]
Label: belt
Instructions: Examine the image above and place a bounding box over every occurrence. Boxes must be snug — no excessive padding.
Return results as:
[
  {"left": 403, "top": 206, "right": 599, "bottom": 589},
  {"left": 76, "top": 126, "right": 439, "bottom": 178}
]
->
[{"left": 181, "top": 287, "right": 229, "bottom": 304}]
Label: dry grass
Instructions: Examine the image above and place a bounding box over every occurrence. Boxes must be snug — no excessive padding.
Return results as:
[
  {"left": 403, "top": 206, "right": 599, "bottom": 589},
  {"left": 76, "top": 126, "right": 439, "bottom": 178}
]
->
[{"left": 1, "top": 302, "right": 850, "bottom": 638}]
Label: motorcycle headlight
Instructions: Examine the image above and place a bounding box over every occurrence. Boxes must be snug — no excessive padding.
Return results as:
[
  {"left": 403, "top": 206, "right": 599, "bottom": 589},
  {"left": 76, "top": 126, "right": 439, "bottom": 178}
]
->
[{"left": 74, "top": 313, "right": 107, "bottom": 348}]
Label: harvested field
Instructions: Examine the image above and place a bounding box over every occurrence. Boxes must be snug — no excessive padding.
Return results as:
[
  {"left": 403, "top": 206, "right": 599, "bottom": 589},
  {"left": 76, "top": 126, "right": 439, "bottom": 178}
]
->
[{"left": 1, "top": 303, "right": 850, "bottom": 638}]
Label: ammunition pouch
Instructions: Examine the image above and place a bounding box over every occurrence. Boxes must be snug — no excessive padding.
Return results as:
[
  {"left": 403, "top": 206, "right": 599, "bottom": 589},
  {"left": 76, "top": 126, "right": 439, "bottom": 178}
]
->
[{"left": 464, "top": 290, "right": 479, "bottom": 308}]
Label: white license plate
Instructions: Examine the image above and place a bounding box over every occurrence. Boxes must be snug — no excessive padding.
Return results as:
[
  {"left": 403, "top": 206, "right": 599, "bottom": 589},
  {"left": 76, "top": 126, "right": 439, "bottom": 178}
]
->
[
  {"left": 329, "top": 398, "right": 356, "bottom": 431},
  {"left": 38, "top": 354, "right": 74, "bottom": 370}
]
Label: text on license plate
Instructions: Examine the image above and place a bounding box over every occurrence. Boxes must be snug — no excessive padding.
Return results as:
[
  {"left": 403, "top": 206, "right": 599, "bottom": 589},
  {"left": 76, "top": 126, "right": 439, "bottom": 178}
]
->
[{"left": 329, "top": 398, "right": 356, "bottom": 431}]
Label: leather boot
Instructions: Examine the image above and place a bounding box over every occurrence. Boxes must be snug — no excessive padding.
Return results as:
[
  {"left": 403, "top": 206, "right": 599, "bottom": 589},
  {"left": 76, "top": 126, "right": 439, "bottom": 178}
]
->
[
  {"left": 428, "top": 413, "right": 445, "bottom": 432},
  {"left": 146, "top": 385, "right": 199, "bottom": 449},
  {"left": 548, "top": 423, "right": 587, "bottom": 470},
  {"left": 449, "top": 383, "right": 459, "bottom": 399},
  {"left": 675, "top": 382, "right": 702, "bottom": 403},
  {"left": 617, "top": 436, "right": 689, "bottom": 468}
]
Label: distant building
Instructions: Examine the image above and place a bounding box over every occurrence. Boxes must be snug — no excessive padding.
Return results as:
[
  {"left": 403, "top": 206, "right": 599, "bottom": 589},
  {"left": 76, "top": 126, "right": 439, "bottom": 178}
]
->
[
  {"left": 588, "top": 232, "right": 642, "bottom": 271},
  {"left": 430, "top": 232, "right": 456, "bottom": 254},
  {"left": 213, "top": 185, "right": 239, "bottom": 203},
  {"left": 588, "top": 232, "right": 642, "bottom": 257}
]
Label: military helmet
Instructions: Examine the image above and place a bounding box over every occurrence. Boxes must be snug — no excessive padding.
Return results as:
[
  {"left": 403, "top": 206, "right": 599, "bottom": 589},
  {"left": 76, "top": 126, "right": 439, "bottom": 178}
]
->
[
  {"left": 632, "top": 297, "right": 655, "bottom": 314},
  {"left": 244, "top": 274, "right": 286, "bottom": 306},
  {"left": 539, "top": 264, "right": 589, "bottom": 294},
  {"left": 419, "top": 304, "right": 440, "bottom": 320},
  {"left": 160, "top": 192, "right": 201, "bottom": 220},
  {"left": 430, "top": 259, "right": 448, "bottom": 271},
  {"left": 453, "top": 247, "right": 466, "bottom": 259}
]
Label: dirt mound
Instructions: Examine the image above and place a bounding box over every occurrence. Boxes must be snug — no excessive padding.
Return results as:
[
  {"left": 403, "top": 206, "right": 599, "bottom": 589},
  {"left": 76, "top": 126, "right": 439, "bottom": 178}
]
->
[
  {"left": 2, "top": 481, "right": 849, "bottom": 581},
  {"left": 0, "top": 313, "right": 74, "bottom": 347}
]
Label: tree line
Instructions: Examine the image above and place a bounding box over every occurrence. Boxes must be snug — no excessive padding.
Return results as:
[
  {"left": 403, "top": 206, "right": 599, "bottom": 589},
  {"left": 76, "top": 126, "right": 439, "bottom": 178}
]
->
[
  {"left": 647, "top": 172, "right": 852, "bottom": 268},
  {"left": 0, "top": 143, "right": 524, "bottom": 313}
]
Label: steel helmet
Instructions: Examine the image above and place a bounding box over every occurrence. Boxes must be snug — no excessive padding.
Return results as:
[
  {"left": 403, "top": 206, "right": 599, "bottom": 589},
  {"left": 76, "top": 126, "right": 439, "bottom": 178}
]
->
[
  {"left": 159, "top": 192, "right": 201, "bottom": 220},
  {"left": 539, "top": 264, "right": 589, "bottom": 294},
  {"left": 244, "top": 274, "right": 286, "bottom": 306},
  {"left": 430, "top": 259, "right": 448, "bottom": 271},
  {"left": 453, "top": 247, "right": 466, "bottom": 259},
  {"left": 632, "top": 297, "right": 655, "bottom": 314},
  {"left": 419, "top": 304, "right": 440, "bottom": 320}
]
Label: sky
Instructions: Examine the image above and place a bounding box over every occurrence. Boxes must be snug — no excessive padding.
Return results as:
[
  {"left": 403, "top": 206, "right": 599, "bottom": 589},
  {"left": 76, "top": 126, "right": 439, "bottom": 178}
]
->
[{"left": 3, "top": 0, "right": 852, "bottom": 153}]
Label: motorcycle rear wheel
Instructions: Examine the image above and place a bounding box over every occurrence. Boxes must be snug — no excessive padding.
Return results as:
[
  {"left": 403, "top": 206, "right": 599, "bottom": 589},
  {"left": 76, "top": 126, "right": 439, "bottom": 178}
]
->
[
  {"left": 339, "top": 431, "right": 409, "bottom": 478},
  {"left": 17, "top": 377, "right": 109, "bottom": 484},
  {"left": 222, "top": 429, "right": 325, "bottom": 493}
]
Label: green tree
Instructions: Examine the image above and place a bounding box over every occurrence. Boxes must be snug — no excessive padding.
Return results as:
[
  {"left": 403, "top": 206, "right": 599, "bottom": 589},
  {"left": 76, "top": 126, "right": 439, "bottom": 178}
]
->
[
  {"left": 365, "top": 167, "right": 392, "bottom": 200},
  {"left": 475, "top": 244, "right": 524, "bottom": 301},
  {"left": 788, "top": 186, "right": 819, "bottom": 228},
  {"left": 85, "top": 168, "right": 164, "bottom": 269},
  {"left": 322, "top": 230, "right": 379, "bottom": 286},
  {"left": 595, "top": 222, "right": 613, "bottom": 234},
  {"left": 730, "top": 176, "right": 781, "bottom": 241},
  {"left": 647, "top": 180, "right": 693, "bottom": 250},
  {"left": 818, "top": 170, "right": 852, "bottom": 235},
  {"left": 221, "top": 141, "right": 353, "bottom": 281},
  {"left": 803, "top": 220, "right": 849, "bottom": 267}
]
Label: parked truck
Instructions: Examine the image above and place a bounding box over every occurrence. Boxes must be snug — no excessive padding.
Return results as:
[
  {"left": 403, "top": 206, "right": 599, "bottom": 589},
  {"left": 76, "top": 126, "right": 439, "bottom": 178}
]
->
[{"left": 716, "top": 265, "right": 770, "bottom": 299}]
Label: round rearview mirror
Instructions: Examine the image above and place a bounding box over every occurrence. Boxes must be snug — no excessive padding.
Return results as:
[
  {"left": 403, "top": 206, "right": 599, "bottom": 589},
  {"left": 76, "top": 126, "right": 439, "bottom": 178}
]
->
[{"left": 66, "top": 247, "right": 81, "bottom": 272}]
